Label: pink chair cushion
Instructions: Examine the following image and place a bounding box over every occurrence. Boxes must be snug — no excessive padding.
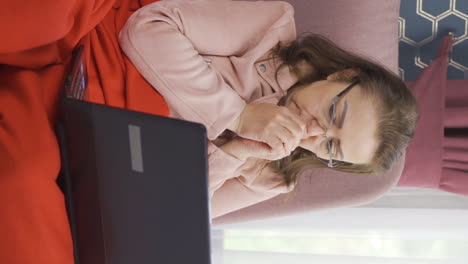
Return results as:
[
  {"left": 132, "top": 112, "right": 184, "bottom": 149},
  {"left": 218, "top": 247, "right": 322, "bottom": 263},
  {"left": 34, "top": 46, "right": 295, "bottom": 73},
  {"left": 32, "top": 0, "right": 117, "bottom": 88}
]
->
[
  {"left": 399, "top": 35, "right": 468, "bottom": 196},
  {"left": 290, "top": 0, "right": 400, "bottom": 74},
  {"left": 398, "top": 35, "right": 454, "bottom": 188}
]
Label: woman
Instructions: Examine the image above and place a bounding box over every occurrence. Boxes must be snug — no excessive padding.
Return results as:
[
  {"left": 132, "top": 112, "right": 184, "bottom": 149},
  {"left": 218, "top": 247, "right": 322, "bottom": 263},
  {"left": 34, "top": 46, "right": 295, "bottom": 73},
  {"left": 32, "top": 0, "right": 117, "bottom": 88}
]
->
[{"left": 119, "top": 0, "right": 418, "bottom": 217}]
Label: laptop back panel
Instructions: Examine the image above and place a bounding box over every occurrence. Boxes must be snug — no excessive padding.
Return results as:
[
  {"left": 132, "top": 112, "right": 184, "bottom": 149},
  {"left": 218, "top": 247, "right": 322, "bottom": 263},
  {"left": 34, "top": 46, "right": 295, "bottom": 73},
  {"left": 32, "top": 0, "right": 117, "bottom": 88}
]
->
[
  {"left": 60, "top": 44, "right": 211, "bottom": 264},
  {"left": 62, "top": 99, "right": 211, "bottom": 264}
]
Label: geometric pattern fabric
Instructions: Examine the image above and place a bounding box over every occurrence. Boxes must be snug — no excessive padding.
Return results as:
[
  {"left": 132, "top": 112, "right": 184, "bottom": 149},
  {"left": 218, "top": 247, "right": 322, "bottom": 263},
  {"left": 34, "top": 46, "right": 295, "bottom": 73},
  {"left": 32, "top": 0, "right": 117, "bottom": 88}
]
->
[{"left": 399, "top": 0, "right": 468, "bottom": 80}]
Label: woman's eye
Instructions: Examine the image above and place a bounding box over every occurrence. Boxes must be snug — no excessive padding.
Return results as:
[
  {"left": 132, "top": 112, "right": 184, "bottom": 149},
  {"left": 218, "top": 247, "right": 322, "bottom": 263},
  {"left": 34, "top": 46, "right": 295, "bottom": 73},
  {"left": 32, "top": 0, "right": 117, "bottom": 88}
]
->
[
  {"left": 326, "top": 140, "right": 333, "bottom": 154},
  {"left": 327, "top": 139, "right": 338, "bottom": 157}
]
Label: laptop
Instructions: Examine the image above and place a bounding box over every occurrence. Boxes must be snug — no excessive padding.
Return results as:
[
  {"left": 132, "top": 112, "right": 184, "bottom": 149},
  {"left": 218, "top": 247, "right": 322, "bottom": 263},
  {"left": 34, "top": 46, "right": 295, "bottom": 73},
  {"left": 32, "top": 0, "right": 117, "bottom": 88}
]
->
[{"left": 56, "top": 44, "right": 212, "bottom": 264}]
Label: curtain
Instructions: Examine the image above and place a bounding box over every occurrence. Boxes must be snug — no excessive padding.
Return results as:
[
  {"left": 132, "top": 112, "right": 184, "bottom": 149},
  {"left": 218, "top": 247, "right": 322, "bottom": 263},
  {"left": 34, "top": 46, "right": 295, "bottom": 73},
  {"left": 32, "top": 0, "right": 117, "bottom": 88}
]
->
[{"left": 211, "top": 187, "right": 468, "bottom": 264}]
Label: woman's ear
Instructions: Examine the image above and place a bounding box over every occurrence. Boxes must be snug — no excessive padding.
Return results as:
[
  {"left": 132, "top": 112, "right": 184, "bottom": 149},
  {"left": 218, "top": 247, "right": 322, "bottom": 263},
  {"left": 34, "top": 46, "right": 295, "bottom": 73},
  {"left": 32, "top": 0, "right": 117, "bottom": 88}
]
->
[
  {"left": 327, "top": 68, "right": 361, "bottom": 81},
  {"left": 295, "top": 59, "right": 316, "bottom": 81}
]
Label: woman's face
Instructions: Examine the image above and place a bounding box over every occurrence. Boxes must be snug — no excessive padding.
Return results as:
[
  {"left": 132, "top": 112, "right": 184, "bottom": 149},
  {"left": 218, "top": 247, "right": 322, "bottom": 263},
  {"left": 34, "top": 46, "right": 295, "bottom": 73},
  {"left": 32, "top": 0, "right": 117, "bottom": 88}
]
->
[{"left": 286, "top": 79, "right": 378, "bottom": 164}]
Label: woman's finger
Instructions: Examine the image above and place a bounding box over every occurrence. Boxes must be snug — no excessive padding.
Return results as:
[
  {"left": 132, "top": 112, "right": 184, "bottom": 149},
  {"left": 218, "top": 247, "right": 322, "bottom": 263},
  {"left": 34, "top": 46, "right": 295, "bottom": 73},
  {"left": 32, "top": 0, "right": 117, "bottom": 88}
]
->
[
  {"left": 263, "top": 133, "right": 284, "bottom": 153},
  {"left": 288, "top": 115, "right": 307, "bottom": 139},
  {"left": 271, "top": 120, "right": 302, "bottom": 151},
  {"left": 278, "top": 107, "right": 307, "bottom": 139},
  {"left": 272, "top": 125, "right": 297, "bottom": 154},
  {"left": 240, "top": 138, "right": 284, "bottom": 161}
]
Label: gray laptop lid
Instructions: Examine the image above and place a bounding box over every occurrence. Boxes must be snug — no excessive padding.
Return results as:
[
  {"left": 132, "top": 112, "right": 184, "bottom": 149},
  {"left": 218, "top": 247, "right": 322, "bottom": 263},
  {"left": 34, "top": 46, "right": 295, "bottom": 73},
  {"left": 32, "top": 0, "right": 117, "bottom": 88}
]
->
[{"left": 58, "top": 45, "right": 211, "bottom": 264}]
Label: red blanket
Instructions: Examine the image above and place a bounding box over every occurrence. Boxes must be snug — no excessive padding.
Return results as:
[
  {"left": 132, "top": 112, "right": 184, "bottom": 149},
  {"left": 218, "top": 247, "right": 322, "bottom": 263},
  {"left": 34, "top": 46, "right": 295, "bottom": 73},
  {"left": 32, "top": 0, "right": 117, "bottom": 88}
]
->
[{"left": 0, "top": 0, "right": 168, "bottom": 263}]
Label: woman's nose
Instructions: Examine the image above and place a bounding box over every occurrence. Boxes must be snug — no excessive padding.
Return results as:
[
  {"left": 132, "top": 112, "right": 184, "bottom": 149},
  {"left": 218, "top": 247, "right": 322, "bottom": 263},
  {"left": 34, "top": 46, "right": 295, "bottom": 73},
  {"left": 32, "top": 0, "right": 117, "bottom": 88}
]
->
[{"left": 305, "top": 119, "right": 326, "bottom": 137}]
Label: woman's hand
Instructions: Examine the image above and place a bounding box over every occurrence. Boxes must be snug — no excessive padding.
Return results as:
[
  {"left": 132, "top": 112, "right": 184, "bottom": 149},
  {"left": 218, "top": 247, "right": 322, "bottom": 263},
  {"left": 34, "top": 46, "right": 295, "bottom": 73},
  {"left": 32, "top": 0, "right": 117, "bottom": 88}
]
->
[
  {"left": 228, "top": 103, "right": 307, "bottom": 154},
  {"left": 220, "top": 136, "right": 298, "bottom": 161}
]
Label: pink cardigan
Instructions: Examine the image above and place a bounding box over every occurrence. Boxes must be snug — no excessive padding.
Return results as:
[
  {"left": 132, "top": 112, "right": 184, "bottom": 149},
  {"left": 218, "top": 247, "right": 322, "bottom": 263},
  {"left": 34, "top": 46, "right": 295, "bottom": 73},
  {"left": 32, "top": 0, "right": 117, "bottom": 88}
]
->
[{"left": 119, "top": 0, "right": 401, "bottom": 218}]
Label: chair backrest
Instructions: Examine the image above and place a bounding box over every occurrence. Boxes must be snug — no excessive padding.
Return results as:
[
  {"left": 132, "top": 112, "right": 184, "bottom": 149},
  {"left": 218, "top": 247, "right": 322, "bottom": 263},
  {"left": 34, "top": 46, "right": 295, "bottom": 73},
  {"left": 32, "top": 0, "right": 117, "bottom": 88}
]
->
[
  {"left": 213, "top": 154, "right": 405, "bottom": 225},
  {"left": 245, "top": 0, "right": 401, "bottom": 74}
]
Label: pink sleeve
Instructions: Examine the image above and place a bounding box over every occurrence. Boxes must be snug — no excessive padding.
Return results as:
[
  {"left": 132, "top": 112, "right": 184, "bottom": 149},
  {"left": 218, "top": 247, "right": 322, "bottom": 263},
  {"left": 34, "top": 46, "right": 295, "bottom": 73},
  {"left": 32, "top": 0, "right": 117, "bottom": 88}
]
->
[
  {"left": 207, "top": 142, "right": 245, "bottom": 198},
  {"left": 210, "top": 157, "right": 293, "bottom": 218},
  {"left": 118, "top": 0, "right": 294, "bottom": 140}
]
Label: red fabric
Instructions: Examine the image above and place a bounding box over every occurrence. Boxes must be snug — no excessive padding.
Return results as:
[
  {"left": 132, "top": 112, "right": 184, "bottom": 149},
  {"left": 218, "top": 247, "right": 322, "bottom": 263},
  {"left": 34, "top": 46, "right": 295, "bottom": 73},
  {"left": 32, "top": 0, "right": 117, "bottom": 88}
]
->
[
  {"left": 0, "top": 0, "right": 168, "bottom": 263},
  {"left": 399, "top": 35, "right": 468, "bottom": 196},
  {"left": 84, "top": 0, "right": 170, "bottom": 114}
]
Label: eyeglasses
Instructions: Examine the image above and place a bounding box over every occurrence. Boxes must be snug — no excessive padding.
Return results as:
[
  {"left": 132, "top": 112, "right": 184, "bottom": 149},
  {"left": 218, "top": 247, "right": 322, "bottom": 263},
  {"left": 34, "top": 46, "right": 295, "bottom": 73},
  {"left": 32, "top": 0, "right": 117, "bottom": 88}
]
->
[{"left": 317, "top": 79, "right": 360, "bottom": 168}]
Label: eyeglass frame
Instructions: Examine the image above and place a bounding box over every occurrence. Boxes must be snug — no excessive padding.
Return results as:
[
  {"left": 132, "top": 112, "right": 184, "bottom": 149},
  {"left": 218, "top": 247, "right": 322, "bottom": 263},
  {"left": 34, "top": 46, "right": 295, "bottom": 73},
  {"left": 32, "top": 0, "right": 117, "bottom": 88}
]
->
[{"left": 317, "top": 79, "right": 361, "bottom": 168}]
